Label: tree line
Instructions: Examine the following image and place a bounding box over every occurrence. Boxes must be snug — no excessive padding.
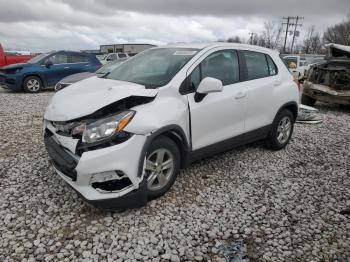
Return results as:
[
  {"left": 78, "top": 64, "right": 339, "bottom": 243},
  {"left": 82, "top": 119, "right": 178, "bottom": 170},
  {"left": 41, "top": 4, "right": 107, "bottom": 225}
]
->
[{"left": 223, "top": 15, "right": 350, "bottom": 54}]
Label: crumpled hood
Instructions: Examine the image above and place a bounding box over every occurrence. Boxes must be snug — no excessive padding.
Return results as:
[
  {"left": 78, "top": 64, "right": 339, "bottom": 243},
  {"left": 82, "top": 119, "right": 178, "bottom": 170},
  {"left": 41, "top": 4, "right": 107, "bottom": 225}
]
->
[
  {"left": 1, "top": 63, "right": 28, "bottom": 70},
  {"left": 326, "top": 43, "right": 350, "bottom": 59},
  {"left": 44, "top": 76, "right": 158, "bottom": 121}
]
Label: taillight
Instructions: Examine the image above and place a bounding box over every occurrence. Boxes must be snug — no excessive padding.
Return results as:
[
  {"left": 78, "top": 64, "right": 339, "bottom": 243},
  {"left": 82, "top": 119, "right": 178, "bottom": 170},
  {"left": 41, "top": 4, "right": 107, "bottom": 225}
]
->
[{"left": 294, "top": 79, "right": 301, "bottom": 92}]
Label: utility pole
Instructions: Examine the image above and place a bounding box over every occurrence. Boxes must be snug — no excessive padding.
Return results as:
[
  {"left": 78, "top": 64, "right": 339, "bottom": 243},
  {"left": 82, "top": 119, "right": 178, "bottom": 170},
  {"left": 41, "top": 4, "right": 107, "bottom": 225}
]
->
[
  {"left": 290, "top": 16, "right": 303, "bottom": 53},
  {"left": 248, "top": 33, "right": 256, "bottom": 45},
  {"left": 282, "top": 17, "right": 291, "bottom": 53},
  {"left": 282, "top": 16, "right": 303, "bottom": 53}
]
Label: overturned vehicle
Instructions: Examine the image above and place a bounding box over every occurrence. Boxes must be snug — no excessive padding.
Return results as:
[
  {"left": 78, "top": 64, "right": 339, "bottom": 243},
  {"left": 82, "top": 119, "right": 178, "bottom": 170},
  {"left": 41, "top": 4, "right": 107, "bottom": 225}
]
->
[{"left": 302, "top": 43, "right": 350, "bottom": 106}]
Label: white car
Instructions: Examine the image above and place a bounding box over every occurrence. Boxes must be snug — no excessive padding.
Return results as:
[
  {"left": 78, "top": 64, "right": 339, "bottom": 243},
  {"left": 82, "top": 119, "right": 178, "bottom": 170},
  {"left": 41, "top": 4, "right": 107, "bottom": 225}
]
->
[
  {"left": 43, "top": 43, "right": 300, "bottom": 209},
  {"left": 101, "top": 53, "right": 129, "bottom": 64}
]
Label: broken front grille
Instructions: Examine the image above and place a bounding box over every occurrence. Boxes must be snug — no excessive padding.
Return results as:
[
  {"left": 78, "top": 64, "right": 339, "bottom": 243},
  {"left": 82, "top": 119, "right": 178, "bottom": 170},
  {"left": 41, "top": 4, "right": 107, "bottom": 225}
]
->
[{"left": 44, "top": 130, "right": 78, "bottom": 181}]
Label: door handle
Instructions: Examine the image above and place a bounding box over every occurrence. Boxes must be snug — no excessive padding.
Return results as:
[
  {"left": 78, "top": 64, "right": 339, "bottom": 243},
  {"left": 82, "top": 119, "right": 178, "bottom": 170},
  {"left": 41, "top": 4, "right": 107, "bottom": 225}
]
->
[
  {"left": 64, "top": 67, "right": 70, "bottom": 69},
  {"left": 235, "top": 91, "right": 246, "bottom": 99}
]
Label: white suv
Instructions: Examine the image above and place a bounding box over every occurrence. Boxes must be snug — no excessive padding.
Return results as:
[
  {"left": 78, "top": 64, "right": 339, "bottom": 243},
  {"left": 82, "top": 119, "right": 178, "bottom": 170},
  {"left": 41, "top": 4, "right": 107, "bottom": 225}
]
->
[{"left": 44, "top": 43, "right": 300, "bottom": 209}]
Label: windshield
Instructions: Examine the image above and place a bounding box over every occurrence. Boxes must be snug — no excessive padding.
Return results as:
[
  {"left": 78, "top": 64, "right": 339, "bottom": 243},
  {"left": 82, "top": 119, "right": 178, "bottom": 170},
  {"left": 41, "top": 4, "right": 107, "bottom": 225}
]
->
[
  {"left": 27, "top": 53, "right": 49, "bottom": 63},
  {"left": 96, "top": 60, "right": 126, "bottom": 75},
  {"left": 106, "top": 48, "right": 199, "bottom": 88}
]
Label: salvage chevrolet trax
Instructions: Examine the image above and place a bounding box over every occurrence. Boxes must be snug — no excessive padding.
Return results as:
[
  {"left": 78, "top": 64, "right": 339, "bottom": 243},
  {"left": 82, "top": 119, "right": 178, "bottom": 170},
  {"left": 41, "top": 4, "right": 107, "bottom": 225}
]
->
[{"left": 43, "top": 43, "right": 300, "bottom": 209}]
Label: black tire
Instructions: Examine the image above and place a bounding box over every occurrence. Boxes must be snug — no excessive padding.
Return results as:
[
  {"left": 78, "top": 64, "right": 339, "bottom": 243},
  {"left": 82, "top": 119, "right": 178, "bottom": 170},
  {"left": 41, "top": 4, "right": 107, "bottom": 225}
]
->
[
  {"left": 144, "top": 136, "right": 180, "bottom": 199},
  {"left": 301, "top": 94, "right": 316, "bottom": 106},
  {"left": 23, "top": 76, "right": 43, "bottom": 93},
  {"left": 265, "top": 109, "right": 295, "bottom": 150}
]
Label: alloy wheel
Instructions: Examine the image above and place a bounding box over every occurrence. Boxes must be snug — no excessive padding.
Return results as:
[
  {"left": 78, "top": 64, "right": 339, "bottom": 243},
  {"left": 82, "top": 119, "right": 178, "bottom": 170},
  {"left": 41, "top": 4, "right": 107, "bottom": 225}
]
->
[
  {"left": 277, "top": 116, "right": 291, "bottom": 144},
  {"left": 145, "top": 148, "right": 175, "bottom": 191},
  {"left": 26, "top": 79, "right": 40, "bottom": 92}
]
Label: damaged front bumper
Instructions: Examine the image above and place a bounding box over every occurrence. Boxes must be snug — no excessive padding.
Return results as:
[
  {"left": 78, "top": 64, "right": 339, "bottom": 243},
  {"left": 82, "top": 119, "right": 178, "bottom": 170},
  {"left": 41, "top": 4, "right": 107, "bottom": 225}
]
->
[
  {"left": 303, "top": 82, "right": 350, "bottom": 105},
  {"left": 44, "top": 121, "right": 148, "bottom": 209}
]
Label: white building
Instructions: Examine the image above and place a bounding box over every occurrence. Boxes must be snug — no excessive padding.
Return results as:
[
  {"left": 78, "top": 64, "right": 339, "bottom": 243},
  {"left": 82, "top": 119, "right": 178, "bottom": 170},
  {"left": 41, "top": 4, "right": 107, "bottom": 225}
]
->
[{"left": 100, "top": 44, "right": 156, "bottom": 55}]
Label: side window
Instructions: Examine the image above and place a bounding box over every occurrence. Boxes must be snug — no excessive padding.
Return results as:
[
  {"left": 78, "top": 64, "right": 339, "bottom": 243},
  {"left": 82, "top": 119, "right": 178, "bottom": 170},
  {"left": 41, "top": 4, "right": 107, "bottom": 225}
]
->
[
  {"left": 266, "top": 55, "right": 278, "bottom": 76},
  {"left": 202, "top": 50, "right": 239, "bottom": 85},
  {"left": 118, "top": 53, "right": 127, "bottom": 58},
  {"left": 69, "top": 54, "right": 88, "bottom": 63},
  {"left": 47, "top": 54, "right": 68, "bottom": 64},
  {"left": 243, "top": 51, "right": 269, "bottom": 80},
  {"left": 186, "top": 50, "right": 240, "bottom": 93}
]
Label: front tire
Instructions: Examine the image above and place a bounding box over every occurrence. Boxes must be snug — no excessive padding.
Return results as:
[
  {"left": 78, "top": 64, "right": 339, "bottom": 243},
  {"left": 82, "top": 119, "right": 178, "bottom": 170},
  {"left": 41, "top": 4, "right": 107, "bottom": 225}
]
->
[
  {"left": 23, "top": 76, "right": 42, "bottom": 93},
  {"left": 265, "top": 109, "right": 294, "bottom": 150},
  {"left": 144, "top": 136, "right": 180, "bottom": 199}
]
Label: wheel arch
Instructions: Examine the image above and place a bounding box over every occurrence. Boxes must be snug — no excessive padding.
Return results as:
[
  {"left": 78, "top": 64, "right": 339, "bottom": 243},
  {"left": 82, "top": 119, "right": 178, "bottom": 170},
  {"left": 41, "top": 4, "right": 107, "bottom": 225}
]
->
[
  {"left": 22, "top": 74, "right": 45, "bottom": 89},
  {"left": 137, "top": 125, "right": 190, "bottom": 178},
  {"left": 275, "top": 101, "right": 298, "bottom": 122}
]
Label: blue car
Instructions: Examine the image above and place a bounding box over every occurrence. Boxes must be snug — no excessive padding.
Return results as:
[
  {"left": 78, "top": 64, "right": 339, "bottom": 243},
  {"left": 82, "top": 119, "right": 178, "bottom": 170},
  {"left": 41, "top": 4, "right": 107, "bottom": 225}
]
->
[{"left": 0, "top": 51, "right": 101, "bottom": 93}]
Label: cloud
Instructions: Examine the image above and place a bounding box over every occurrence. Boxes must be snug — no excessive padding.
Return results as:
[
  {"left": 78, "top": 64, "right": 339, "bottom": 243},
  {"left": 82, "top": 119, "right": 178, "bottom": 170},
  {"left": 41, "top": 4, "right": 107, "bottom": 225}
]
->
[{"left": 0, "top": 0, "right": 348, "bottom": 52}]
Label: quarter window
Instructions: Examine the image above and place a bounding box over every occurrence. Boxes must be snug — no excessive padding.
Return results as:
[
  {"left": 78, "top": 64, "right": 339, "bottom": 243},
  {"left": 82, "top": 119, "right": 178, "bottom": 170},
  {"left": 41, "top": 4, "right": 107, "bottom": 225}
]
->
[
  {"left": 243, "top": 51, "right": 269, "bottom": 80},
  {"left": 189, "top": 65, "right": 201, "bottom": 91},
  {"left": 266, "top": 55, "right": 278, "bottom": 76}
]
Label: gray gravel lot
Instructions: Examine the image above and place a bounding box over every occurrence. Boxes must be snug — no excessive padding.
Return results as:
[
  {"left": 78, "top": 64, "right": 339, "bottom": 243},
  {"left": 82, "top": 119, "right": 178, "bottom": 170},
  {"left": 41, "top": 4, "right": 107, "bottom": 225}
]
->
[{"left": 0, "top": 89, "right": 349, "bottom": 262}]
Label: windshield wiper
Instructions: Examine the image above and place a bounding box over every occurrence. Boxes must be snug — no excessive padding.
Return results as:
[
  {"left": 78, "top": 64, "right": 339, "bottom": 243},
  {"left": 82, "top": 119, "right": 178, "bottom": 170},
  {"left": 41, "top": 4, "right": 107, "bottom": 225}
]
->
[{"left": 97, "top": 72, "right": 110, "bottom": 78}]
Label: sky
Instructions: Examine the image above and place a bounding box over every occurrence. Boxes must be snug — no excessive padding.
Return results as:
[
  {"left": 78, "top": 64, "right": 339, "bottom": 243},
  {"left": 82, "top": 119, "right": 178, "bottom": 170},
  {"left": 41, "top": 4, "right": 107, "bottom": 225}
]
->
[{"left": 0, "top": 0, "right": 349, "bottom": 52}]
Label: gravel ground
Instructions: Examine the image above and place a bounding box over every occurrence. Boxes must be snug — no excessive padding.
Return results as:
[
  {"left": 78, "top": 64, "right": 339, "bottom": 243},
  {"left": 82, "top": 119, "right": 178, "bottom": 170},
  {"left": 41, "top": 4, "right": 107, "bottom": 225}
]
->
[{"left": 0, "top": 89, "right": 349, "bottom": 262}]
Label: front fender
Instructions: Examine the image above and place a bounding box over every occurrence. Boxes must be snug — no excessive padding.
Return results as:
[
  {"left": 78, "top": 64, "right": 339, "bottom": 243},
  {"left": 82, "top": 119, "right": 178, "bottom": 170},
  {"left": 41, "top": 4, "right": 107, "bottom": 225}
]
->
[{"left": 124, "top": 86, "right": 190, "bottom": 140}]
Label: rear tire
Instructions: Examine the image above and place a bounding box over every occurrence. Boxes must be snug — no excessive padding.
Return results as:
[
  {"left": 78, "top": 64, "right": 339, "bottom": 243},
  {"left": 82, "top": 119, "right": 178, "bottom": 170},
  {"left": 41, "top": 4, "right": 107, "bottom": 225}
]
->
[
  {"left": 23, "top": 76, "right": 42, "bottom": 93},
  {"left": 144, "top": 136, "right": 180, "bottom": 199},
  {"left": 265, "top": 109, "right": 294, "bottom": 150},
  {"left": 301, "top": 94, "right": 316, "bottom": 106}
]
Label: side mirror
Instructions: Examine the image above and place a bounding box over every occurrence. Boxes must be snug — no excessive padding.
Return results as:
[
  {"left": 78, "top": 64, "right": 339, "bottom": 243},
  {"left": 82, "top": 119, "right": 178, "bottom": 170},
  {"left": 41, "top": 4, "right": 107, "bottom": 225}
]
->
[
  {"left": 196, "top": 77, "right": 223, "bottom": 94},
  {"left": 106, "top": 57, "right": 111, "bottom": 61},
  {"left": 45, "top": 60, "right": 53, "bottom": 68}
]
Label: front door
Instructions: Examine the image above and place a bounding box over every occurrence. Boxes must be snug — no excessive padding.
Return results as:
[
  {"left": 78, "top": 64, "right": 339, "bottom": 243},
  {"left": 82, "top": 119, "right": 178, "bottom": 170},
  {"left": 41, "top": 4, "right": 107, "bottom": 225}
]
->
[
  {"left": 42, "top": 53, "right": 71, "bottom": 86},
  {"left": 187, "top": 49, "right": 246, "bottom": 150}
]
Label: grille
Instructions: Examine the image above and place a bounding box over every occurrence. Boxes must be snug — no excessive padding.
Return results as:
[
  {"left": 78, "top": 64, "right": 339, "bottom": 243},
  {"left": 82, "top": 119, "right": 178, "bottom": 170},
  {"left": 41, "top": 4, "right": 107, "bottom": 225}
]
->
[{"left": 44, "top": 131, "right": 78, "bottom": 181}]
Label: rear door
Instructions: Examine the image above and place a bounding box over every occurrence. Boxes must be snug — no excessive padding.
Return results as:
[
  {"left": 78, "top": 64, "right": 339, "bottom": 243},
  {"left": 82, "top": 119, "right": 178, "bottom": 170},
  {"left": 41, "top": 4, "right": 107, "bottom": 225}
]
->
[
  {"left": 242, "top": 50, "right": 280, "bottom": 131},
  {"left": 68, "top": 53, "right": 91, "bottom": 73},
  {"left": 186, "top": 49, "right": 246, "bottom": 150}
]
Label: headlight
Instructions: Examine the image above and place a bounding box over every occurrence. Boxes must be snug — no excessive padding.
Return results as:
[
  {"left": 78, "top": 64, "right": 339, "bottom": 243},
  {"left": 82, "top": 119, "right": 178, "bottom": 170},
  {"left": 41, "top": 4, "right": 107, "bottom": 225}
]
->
[
  {"left": 6, "top": 68, "right": 22, "bottom": 74},
  {"left": 78, "top": 111, "right": 135, "bottom": 144}
]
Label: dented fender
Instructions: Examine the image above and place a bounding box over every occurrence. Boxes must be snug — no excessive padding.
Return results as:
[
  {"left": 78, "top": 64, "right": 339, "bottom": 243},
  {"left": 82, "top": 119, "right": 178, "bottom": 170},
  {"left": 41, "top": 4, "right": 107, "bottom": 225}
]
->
[{"left": 124, "top": 86, "right": 190, "bottom": 141}]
